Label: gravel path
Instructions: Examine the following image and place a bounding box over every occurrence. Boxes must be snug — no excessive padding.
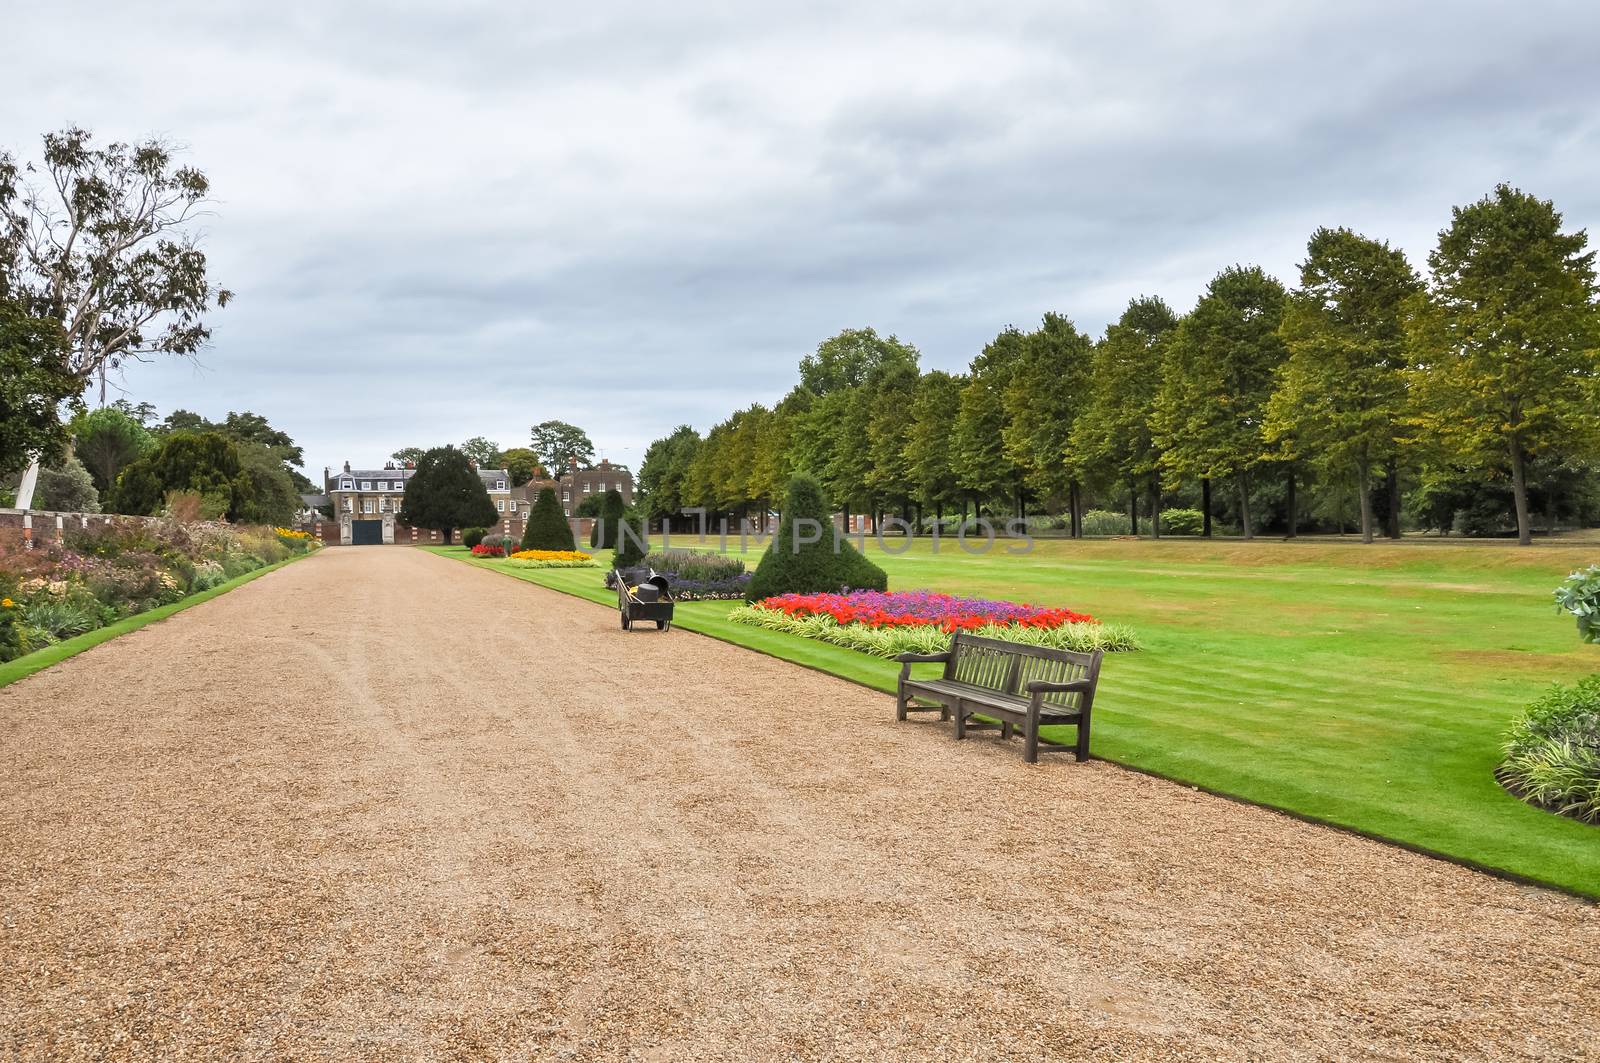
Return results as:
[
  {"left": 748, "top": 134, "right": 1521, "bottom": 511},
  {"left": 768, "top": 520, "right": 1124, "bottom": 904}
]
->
[{"left": 2, "top": 547, "right": 1596, "bottom": 1062}]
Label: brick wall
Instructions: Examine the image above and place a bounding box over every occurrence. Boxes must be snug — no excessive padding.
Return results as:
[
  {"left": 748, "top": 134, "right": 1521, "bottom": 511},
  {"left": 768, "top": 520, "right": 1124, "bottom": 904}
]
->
[
  {"left": 0, "top": 508, "right": 134, "bottom": 549},
  {"left": 291, "top": 514, "right": 593, "bottom": 547}
]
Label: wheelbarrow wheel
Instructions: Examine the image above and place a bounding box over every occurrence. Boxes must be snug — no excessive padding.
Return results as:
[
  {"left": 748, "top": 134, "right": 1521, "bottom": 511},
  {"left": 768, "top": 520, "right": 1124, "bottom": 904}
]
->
[
  {"left": 621, "top": 615, "right": 631, "bottom": 631},
  {"left": 656, "top": 620, "right": 670, "bottom": 631}
]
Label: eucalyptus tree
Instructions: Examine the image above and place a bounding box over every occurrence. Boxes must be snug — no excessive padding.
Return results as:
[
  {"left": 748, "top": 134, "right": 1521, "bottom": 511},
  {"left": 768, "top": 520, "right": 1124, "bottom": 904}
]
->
[{"left": 1, "top": 127, "right": 231, "bottom": 505}]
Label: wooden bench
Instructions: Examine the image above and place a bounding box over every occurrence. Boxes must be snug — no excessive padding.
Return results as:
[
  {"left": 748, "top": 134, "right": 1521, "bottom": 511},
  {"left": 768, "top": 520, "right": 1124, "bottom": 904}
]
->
[{"left": 895, "top": 632, "right": 1103, "bottom": 763}]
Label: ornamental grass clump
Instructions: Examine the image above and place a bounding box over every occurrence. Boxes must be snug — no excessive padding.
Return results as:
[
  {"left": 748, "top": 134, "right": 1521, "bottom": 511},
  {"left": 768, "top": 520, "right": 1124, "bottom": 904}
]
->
[{"left": 1498, "top": 676, "right": 1600, "bottom": 824}]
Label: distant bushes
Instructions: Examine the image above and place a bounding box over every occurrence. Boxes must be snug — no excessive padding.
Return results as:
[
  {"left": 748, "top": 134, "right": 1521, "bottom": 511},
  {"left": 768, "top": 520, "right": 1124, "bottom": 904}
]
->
[
  {"left": 1160, "top": 508, "right": 1205, "bottom": 535},
  {"left": 463, "top": 527, "right": 488, "bottom": 549},
  {"left": 645, "top": 549, "right": 749, "bottom": 599}
]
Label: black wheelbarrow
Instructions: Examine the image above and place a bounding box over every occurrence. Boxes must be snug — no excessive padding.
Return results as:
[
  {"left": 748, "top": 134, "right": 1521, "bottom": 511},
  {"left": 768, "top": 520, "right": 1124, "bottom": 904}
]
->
[{"left": 615, "top": 567, "right": 674, "bottom": 631}]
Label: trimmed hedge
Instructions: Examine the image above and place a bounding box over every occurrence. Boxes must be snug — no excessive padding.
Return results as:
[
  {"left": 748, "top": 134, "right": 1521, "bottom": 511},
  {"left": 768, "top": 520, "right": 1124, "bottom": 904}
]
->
[
  {"left": 521, "top": 487, "right": 576, "bottom": 552},
  {"left": 747, "top": 475, "right": 887, "bottom": 600}
]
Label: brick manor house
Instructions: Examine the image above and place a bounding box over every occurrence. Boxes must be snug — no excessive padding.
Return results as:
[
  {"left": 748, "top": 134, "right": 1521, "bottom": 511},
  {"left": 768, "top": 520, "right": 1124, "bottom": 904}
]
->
[{"left": 301, "top": 458, "right": 634, "bottom": 546}]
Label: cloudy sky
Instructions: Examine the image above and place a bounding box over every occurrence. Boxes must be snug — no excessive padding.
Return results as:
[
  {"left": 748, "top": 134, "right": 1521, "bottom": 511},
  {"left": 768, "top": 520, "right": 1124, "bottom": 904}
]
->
[{"left": 6, "top": 1, "right": 1598, "bottom": 479}]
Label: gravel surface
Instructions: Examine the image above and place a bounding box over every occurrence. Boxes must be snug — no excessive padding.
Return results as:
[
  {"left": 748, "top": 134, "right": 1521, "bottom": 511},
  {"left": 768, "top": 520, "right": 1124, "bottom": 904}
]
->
[{"left": 2, "top": 546, "right": 1596, "bottom": 1062}]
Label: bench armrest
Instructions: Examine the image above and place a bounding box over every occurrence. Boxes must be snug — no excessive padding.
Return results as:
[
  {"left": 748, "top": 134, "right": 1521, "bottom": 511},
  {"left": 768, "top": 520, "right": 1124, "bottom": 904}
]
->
[
  {"left": 1025, "top": 678, "right": 1094, "bottom": 694},
  {"left": 894, "top": 652, "right": 951, "bottom": 664}
]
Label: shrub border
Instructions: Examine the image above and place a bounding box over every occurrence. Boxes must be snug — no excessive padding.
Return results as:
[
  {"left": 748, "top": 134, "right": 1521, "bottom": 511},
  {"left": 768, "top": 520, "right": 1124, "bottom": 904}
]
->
[{"left": 0, "top": 552, "right": 310, "bottom": 691}]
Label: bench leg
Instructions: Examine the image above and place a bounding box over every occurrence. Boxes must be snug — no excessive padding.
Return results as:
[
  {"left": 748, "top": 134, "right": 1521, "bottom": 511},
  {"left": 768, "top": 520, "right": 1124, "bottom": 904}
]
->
[
  {"left": 1024, "top": 696, "right": 1041, "bottom": 763},
  {"left": 953, "top": 702, "right": 967, "bottom": 740},
  {"left": 1000, "top": 721, "right": 1013, "bottom": 741},
  {"left": 1076, "top": 711, "right": 1091, "bottom": 761},
  {"left": 895, "top": 677, "right": 907, "bottom": 722}
]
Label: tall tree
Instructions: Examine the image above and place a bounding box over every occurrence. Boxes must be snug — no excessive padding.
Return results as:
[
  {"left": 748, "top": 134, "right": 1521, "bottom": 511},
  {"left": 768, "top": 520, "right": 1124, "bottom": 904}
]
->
[
  {"left": 400, "top": 446, "right": 498, "bottom": 544},
  {"left": 500, "top": 446, "right": 542, "bottom": 486},
  {"left": 955, "top": 328, "right": 1025, "bottom": 517},
  {"left": 69, "top": 405, "right": 154, "bottom": 495},
  {"left": 459, "top": 435, "right": 501, "bottom": 468},
  {"left": 1154, "top": 265, "right": 1288, "bottom": 538},
  {"left": 1265, "top": 228, "right": 1423, "bottom": 543},
  {"left": 637, "top": 425, "right": 702, "bottom": 522},
  {"left": 1071, "top": 297, "right": 1179, "bottom": 535},
  {"left": 111, "top": 430, "right": 242, "bottom": 518},
  {"left": 390, "top": 446, "right": 426, "bottom": 466},
  {"left": 798, "top": 326, "right": 916, "bottom": 396},
  {"left": 1005, "top": 313, "right": 1093, "bottom": 528},
  {"left": 529, "top": 419, "right": 594, "bottom": 473},
  {"left": 1406, "top": 185, "right": 1600, "bottom": 545},
  {"left": 904, "top": 370, "right": 964, "bottom": 523},
  {"left": 1, "top": 129, "right": 231, "bottom": 505}
]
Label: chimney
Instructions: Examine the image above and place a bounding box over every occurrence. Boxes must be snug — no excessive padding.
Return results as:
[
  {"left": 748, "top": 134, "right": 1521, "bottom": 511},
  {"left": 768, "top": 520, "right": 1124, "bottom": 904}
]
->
[{"left": 343, "top": 460, "right": 351, "bottom": 473}]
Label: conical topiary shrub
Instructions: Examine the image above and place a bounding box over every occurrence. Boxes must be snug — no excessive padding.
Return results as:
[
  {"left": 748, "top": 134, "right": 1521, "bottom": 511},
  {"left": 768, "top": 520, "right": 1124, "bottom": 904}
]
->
[
  {"left": 746, "top": 474, "right": 887, "bottom": 600},
  {"left": 591, "top": 489, "right": 625, "bottom": 549},
  {"left": 612, "top": 508, "right": 648, "bottom": 572},
  {"left": 522, "top": 486, "right": 576, "bottom": 551}
]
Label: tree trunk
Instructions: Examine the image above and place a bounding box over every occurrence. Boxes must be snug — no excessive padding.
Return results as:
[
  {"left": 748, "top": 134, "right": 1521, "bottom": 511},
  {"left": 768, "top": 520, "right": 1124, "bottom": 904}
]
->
[
  {"left": 1545, "top": 488, "right": 1557, "bottom": 536},
  {"left": 1357, "top": 459, "right": 1375, "bottom": 545},
  {"left": 1285, "top": 465, "right": 1297, "bottom": 539},
  {"left": 1385, "top": 465, "right": 1402, "bottom": 539},
  {"left": 1128, "top": 477, "right": 1139, "bottom": 536},
  {"left": 1236, "top": 470, "right": 1253, "bottom": 540},
  {"left": 1201, "top": 478, "right": 1213, "bottom": 537},
  {"left": 1016, "top": 476, "right": 1026, "bottom": 521},
  {"left": 1509, "top": 437, "right": 1533, "bottom": 546},
  {"left": 1069, "top": 481, "right": 1082, "bottom": 538},
  {"left": 1149, "top": 478, "right": 1161, "bottom": 539}
]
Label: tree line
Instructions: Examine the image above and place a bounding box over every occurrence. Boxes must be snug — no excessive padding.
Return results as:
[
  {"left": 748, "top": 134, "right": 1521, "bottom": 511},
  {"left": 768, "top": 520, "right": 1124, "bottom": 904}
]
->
[{"left": 638, "top": 185, "right": 1600, "bottom": 546}]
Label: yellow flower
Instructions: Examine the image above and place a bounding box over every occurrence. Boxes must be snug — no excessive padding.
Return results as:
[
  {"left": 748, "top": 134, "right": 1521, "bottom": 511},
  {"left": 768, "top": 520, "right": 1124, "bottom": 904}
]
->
[{"left": 1, "top": 598, "right": 13, "bottom": 609}]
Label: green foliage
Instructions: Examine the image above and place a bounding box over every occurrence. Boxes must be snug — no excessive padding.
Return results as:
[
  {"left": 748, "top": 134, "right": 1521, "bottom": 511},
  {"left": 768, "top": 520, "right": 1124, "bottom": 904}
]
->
[
  {"left": 0, "top": 600, "right": 30, "bottom": 662},
  {"left": 727, "top": 605, "right": 1140, "bottom": 658},
  {"left": 1160, "top": 508, "right": 1205, "bottom": 535},
  {"left": 747, "top": 475, "right": 888, "bottom": 600},
  {"left": 637, "top": 425, "right": 703, "bottom": 519},
  {"left": 0, "top": 300, "right": 80, "bottom": 480},
  {"left": 1155, "top": 265, "right": 1288, "bottom": 537},
  {"left": 390, "top": 447, "right": 426, "bottom": 466},
  {"left": 230, "top": 442, "right": 300, "bottom": 525},
  {"left": 530, "top": 419, "right": 594, "bottom": 474},
  {"left": 22, "top": 597, "right": 97, "bottom": 641},
  {"left": 112, "top": 431, "right": 242, "bottom": 517},
  {"left": 30, "top": 455, "right": 100, "bottom": 513},
  {"left": 1407, "top": 184, "right": 1600, "bottom": 545},
  {"left": 521, "top": 487, "right": 576, "bottom": 551},
  {"left": 1555, "top": 566, "right": 1600, "bottom": 643},
  {"left": 70, "top": 406, "right": 154, "bottom": 495},
  {"left": 955, "top": 330, "right": 1023, "bottom": 510},
  {"left": 462, "top": 527, "right": 488, "bottom": 549},
  {"left": 1071, "top": 297, "right": 1178, "bottom": 495},
  {"left": 643, "top": 550, "right": 746, "bottom": 584},
  {"left": 591, "top": 489, "right": 625, "bottom": 549},
  {"left": 459, "top": 436, "right": 501, "bottom": 467},
  {"left": 1499, "top": 676, "right": 1600, "bottom": 823},
  {"left": 1004, "top": 312, "right": 1094, "bottom": 504},
  {"left": 612, "top": 509, "right": 649, "bottom": 571},
  {"left": 500, "top": 447, "right": 542, "bottom": 486},
  {"left": 401, "top": 446, "right": 499, "bottom": 540},
  {"left": 1266, "top": 228, "right": 1422, "bottom": 543},
  {"left": 903, "top": 370, "right": 964, "bottom": 517},
  {"left": 1080, "top": 509, "right": 1131, "bottom": 536}
]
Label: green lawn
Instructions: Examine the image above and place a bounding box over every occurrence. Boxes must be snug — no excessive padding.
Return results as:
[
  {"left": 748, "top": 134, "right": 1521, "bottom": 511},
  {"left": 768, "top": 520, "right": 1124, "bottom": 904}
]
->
[{"left": 428, "top": 538, "right": 1600, "bottom": 897}]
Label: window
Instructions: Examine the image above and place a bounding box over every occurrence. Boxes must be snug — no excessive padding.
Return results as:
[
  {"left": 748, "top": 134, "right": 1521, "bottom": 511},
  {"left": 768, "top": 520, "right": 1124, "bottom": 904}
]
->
[
  {"left": 341, "top": 479, "right": 353, "bottom": 490},
  {"left": 598, "top": 481, "right": 606, "bottom": 493},
  {"left": 583, "top": 482, "right": 591, "bottom": 493},
  {"left": 509, "top": 500, "right": 518, "bottom": 513},
  {"left": 562, "top": 490, "right": 571, "bottom": 503},
  {"left": 496, "top": 479, "right": 506, "bottom": 491},
  {"left": 361, "top": 481, "right": 372, "bottom": 490},
  {"left": 564, "top": 508, "right": 571, "bottom": 516},
  {"left": 496, "top": 500, "right": 505, "bottom": 512},
  {"left": 363, "top": 500, "right": 374, "bottom": 513}
]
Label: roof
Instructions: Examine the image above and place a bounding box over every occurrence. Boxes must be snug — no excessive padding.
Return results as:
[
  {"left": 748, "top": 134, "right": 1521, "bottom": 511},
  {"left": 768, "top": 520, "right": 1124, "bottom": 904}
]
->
[
  {"left": 300, "top": 493, "right": 330, "bottom": 508},
  {"left": 327, "top": 468, "right": 414, "bottom": 492},
  {"left": 478, "top": 469, "right": 511, "bottom": 491}
]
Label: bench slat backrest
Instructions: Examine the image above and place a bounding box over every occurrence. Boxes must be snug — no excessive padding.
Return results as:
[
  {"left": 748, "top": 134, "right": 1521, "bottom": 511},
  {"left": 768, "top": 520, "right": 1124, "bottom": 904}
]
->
[{"left": 944, "top": 631, "right": 1102, "bottom": 711}]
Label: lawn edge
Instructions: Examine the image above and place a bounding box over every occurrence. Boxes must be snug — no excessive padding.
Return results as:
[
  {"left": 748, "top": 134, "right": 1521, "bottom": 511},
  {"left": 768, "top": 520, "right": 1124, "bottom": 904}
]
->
[
  {"left": 424, "top": 545, "right": 1600, "bottom": 903},
  {"left": 0, "top": 551, "right": 312, "bottom": 691}
]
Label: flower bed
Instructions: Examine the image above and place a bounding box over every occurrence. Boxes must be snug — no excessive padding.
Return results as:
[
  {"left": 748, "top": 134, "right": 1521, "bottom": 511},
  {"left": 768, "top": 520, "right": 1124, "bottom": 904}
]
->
[
  {"left": 506, "top": 549, "right": 597, "bottom": 568},
  {"left": 729, "top": 589, "right": 1137, "bottom": 659},
  {"left": 471, "top": 543, "right": 507, "bottom": 557},
  {"left": 0, "top": 519, "right": 314, "bottom": 663}
]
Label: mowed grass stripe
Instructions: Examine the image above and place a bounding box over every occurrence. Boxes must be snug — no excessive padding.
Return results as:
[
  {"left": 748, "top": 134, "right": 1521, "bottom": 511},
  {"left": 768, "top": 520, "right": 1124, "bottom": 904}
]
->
[{"left": 428, "top": 540, "right": 1600, "bottom": 896}]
